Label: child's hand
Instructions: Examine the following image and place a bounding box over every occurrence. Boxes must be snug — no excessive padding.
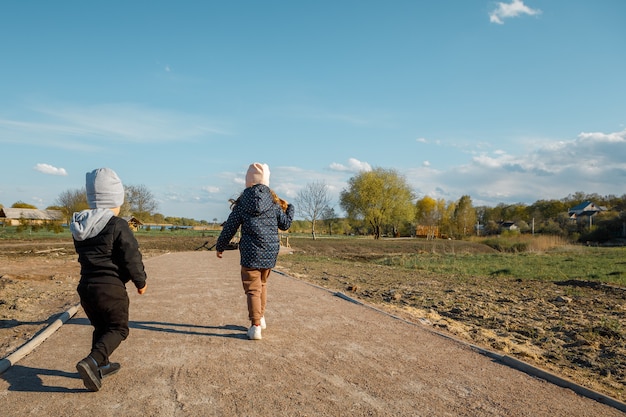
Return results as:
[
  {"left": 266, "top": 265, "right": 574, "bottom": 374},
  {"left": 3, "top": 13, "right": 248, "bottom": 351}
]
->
[
  {"left": 137, "top": 283, "right": 147, "bottom": 295},
  {"left": 216, "top": 251, "right": 223, "bottom": 258}
]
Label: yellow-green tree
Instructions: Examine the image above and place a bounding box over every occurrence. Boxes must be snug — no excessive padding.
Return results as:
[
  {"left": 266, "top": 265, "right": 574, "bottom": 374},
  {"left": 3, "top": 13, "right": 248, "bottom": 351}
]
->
[
  {"left": 11, "top": 201, "right": 37, "bottom": 209},
  {"left": 453, "top": 195, "right": 477, "bottom": 237},
  {"left": 340, "top": 168, "right": 414, "bottom": 239},
  {"left": 415, "top": 196, "right": 447, "bottom": 239}
]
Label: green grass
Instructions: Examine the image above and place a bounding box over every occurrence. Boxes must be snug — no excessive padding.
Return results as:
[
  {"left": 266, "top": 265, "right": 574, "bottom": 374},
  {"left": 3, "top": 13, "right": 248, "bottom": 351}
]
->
[
  {"left": 0, "top": 227, "right": 71, "bottom": 240},
  {"left": 377, "top": 247, "right": 626, "bottom": 285}
]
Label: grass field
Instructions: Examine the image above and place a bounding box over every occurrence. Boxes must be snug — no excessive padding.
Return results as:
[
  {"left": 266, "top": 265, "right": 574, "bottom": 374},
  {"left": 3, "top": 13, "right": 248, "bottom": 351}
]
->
[{"left": 379, "top": 248, "right": 626, "bottom": 286}]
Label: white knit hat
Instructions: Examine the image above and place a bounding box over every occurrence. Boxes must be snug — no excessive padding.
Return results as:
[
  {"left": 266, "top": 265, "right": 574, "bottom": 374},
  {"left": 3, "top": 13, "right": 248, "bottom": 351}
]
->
[
  {"left": 86, "top": 168, "right": 125, "bottom": 209},
  {"left": 245, "top": 163, "right": 270, "bottom": 188}
]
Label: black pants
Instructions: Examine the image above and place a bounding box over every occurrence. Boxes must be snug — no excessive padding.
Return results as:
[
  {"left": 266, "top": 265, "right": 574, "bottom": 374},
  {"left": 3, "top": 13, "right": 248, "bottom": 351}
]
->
[{"left": 77, "top": 282, "right": 130, "bottom": 366}]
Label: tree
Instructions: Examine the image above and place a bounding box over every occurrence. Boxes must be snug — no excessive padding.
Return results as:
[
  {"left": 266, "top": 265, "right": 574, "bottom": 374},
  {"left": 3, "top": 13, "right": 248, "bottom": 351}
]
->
[
  {"left": 321, "top": 206, "right": 336, "bottom": 235},
  {"left": 124, "top": 184, "right": 158, "bottom": 221},
  {"left": 340, "top": 168, "right": 414, "bottom": 239},
  {"left": 12, "top": 201, "right": 37, "bottom": 209},
  {"left": 295, "top": 181, "right": 332, "bottom": 239},
  {"left": 453, "top": 195, "right": 476, "bottom": 237},
  {"left": 415, "top": 196, "right": 442, "bottom": 239},
  {"left": 441, "top": 200, "right": 456, "bottom": 238},
  {"left": 415, "top": 196, "right": 454, "bottom": 239},
  {"left": 152, "top": 213, "right": 166, "bottom": 224},
  {"left": 56, "top": 188, "right": 89, "bottom": 224}
]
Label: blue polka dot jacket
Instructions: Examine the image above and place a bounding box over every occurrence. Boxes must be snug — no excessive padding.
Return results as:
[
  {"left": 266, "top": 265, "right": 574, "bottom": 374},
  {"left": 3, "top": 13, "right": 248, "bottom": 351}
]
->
[{"left": 216, "top": 184, "right": 294, "bottom": 268}]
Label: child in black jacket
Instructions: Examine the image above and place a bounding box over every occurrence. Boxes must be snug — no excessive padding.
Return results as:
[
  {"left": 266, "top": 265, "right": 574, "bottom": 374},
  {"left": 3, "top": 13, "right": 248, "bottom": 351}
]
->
[{"left": 70, "top": 168, "right": 147, "bottom": 391}]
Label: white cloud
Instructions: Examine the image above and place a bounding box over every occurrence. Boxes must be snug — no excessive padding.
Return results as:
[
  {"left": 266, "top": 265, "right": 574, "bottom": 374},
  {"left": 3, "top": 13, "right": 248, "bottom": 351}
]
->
[
  {"left": 489, "top": 0, "right": 541, "bottom": 25},
  {"left": 34, "top": 163, "right": 68, "bottom": 176},
  {"left": 416, "top": 137, "right": 428, "bottom": 143},
  {"left": 422, "top": 160, "right": 431, "bottom": 167},
  {"left": 578, "top": 129, "right": 626, "bottom": 143},
  {"left": 202, "top": 185, "right": 220, "bottom": 193},
  {"left": 329, "top": 158, "right": 372, "bottom": 173},
  {"left": 403, "top": 128, "right": 626, "bottom": 207}
]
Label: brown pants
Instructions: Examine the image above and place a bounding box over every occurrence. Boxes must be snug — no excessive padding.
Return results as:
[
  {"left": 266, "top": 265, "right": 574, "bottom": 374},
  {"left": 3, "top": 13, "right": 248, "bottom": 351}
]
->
[{"left": 241, "top": 267, "right": 271, "bottom": 325}]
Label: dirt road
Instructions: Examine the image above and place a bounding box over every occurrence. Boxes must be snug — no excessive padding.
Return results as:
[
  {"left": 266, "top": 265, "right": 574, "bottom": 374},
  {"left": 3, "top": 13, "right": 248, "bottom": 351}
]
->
[{"left": 1, "top": 251, "right": 623, "bottom": 416}]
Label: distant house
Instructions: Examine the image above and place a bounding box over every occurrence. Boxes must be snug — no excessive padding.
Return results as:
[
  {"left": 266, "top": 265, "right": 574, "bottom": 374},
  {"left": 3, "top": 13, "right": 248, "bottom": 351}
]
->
[
  {"left": 122, "top": 216, "right": 143, "bottom": 232},
  {"left": 568, "top": 201, "right": 605, "bottom": 218},
  {"left": 0, "top": 208, "right": 64, "bottom": 226},
  {"left": 499, "top": 221, "right": 518, "bottom": 232}
]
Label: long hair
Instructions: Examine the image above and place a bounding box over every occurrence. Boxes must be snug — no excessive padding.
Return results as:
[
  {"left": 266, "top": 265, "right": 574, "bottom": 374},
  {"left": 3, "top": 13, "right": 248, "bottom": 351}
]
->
[{"left": 229, "top": 188, "right": 288, "bottom": 212}]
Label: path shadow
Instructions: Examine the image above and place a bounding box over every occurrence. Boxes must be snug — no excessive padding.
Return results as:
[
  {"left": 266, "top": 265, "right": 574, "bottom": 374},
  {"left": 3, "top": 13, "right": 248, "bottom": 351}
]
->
[
  {"left": 67, "top": 317, "right": 90, "bottom": 326},
  {"left": 1, "top": 364, "right": 83, "bottom": 393},
  {"left": 129, "top": 321, "right": 249, "bottom": 339},
  {"left": 68, "top": 317, "right": 248, "bottom": 339},
  {"left": 0, "top": 319, "right": 49, "bottom": 329},
  {"left": 0, "top": 309, "right": 71, "bottom": 329}
]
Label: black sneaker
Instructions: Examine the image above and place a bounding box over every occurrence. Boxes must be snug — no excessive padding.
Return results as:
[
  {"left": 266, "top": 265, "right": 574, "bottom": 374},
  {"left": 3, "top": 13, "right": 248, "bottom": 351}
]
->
[
  {"left": 99, "top": 362, "right": 121, "bottom": 378},
  {"left": 76, "top": 356, "right": 102, "bottom": 392}
]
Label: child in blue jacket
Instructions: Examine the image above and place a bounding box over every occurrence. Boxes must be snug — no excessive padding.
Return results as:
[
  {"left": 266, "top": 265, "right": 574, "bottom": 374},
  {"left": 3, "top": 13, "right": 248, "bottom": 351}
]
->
[{"left": 216, "top": 163, "right": 294, "bottom": 340}]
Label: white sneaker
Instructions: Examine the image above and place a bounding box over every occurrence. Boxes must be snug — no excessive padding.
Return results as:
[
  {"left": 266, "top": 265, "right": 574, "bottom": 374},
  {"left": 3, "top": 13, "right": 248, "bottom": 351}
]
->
[
  {"left": 260, "top": 316, "right": 267, "bottom": 330},
  {"left": 247, "top": 325, "right": 262, "bottom": 340}
]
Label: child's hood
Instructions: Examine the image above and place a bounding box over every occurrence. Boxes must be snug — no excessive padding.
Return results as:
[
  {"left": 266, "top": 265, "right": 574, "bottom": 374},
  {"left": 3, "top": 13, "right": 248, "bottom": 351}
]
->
[
  {"left": 240, "top": 184, "right": 275, "bottom": 216},
  {"left": 70, "top": 208, "right": 114, "bottom": 241}
]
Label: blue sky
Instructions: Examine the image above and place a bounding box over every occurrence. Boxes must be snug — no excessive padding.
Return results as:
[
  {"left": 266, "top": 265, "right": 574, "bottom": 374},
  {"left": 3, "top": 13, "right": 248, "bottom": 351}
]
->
[{"left": 1, "top": 1, "right": 624, "bottom": 222}]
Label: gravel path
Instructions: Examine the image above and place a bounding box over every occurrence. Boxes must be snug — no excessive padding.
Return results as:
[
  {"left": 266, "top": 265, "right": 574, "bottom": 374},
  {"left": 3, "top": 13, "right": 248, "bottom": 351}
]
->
[{"left": 1, "top": 251, "right": 623, "bottom": 416}]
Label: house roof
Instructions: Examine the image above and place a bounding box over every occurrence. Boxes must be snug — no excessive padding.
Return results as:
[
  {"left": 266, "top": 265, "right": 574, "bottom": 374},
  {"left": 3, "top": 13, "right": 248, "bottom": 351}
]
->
[
  {"left": 0, "top": 208, "right": 64, "bottom": 221},
  {"left": 568, "top": 201, "right": 604, "bottom": 217}
]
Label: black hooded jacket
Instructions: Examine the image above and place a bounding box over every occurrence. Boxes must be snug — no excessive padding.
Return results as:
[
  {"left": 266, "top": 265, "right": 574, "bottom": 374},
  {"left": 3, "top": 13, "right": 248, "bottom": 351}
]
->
[{"left": 71, "top": 210, "right": 147, "bottom": 289}]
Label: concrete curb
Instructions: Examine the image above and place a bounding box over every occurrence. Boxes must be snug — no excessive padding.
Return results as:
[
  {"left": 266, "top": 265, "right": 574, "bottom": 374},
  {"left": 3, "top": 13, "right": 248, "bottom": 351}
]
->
[
  {"left": 0, "top": 303, "right": 81, "bottom": 375},
  {"left": 273, "top": 269, "right": 626, "bottom": 414}
]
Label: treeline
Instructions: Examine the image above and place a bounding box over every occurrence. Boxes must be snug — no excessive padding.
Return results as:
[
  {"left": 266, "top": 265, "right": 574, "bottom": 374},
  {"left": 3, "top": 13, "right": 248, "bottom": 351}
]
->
[
  {"left": 289, "top": 190, "right": 626, "bottom": 243},
  {"left": 291, "top": 167, "right": 626, "bottom": 243},
  {"left": 1, "top": 183, "right": 213, "bottom": 227},
  {"left": 3, "top": 175, "right": 625, "bottom": 243}
]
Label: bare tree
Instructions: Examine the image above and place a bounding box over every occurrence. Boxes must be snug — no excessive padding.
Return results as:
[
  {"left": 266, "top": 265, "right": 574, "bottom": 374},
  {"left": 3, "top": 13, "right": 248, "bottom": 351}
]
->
[
  {"left": 55, "top": 188, "right": 88, "bottom": 224},
  {"left": 295, "top": 181, "right": 331, "bottom": 239},
  {"left": 124, "top": 184, "right": 158, "bottom": 221}
]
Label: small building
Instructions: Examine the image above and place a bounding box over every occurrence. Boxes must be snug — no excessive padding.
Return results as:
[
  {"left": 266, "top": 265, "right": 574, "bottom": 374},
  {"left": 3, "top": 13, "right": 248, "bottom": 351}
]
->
[
  {"left": 0, "top": 208, "right": 64, "bottom": 226},
  {"left": 499, "top": 221, "right": 518, "bottom": 232},
  {"left": 568, "top": 201, "right": 606, "bottom": 227},
  {"left": 568, "top": 201, "right": 605, "bottom": 218},
  {"left": 122, "top": 216, "right": 144, "bottom": 232}
]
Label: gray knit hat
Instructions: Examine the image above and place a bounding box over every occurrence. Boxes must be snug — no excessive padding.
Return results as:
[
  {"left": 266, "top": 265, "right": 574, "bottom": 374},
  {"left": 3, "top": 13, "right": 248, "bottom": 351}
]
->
[{"left": 86, "top": 168, "right": 125, "bottom": 209}]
